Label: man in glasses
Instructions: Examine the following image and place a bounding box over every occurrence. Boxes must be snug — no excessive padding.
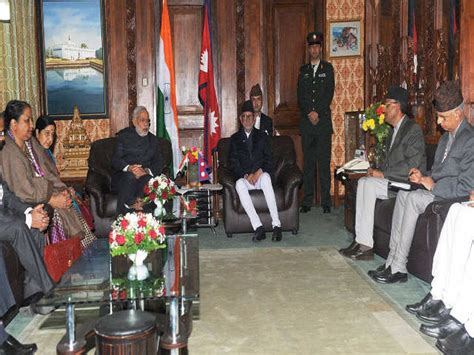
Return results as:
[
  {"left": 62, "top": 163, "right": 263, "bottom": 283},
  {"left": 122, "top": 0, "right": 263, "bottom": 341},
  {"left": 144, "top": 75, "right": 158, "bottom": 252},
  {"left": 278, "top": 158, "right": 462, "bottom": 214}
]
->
[{"left": 340, "top": 86, "right": 426, "bottom": 260}]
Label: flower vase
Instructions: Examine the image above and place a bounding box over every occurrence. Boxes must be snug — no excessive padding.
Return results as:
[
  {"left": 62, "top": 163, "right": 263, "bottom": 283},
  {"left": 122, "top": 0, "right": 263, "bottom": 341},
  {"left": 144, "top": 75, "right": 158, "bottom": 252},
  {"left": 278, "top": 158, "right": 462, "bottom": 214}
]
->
[
  {"left": 154, "top": 198, "right": 165, "bottom": 218},
  {"left": 127, "top": 250, "right": 149, "bottom": 281},
  {"left": 374, "top": 140, "right": 387, "bottom": 169},
  {"left": 186, "top": 162, "right": 200, "bottom": 187}
]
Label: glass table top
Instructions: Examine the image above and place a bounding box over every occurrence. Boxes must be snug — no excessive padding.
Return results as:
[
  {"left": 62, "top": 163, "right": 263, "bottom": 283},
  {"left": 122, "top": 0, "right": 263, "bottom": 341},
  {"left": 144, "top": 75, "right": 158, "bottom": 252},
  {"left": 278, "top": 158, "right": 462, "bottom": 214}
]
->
[{"left": 37, "top": 234, "right": 199, "bottom": 307}]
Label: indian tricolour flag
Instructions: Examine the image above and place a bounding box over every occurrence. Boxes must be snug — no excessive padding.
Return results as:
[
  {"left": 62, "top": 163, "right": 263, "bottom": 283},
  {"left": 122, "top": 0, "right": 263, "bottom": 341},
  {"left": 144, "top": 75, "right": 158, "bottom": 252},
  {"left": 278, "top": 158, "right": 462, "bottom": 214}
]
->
[{"left": 156, "top": 0, "right": 180, "bottom": 177}]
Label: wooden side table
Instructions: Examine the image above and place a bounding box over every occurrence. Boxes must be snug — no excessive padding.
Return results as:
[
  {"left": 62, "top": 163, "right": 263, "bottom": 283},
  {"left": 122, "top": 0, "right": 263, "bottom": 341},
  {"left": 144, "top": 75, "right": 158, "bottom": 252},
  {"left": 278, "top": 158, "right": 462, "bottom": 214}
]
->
[{"left": 334, "top": 168, "right": 367, "bottom": 232}]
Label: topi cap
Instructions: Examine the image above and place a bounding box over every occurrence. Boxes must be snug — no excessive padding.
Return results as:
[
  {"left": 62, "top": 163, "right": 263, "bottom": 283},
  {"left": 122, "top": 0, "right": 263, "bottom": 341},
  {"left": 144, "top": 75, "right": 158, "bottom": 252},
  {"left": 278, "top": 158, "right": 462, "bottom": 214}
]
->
[
  {"left": 307, "top": 32, "right": 323, "bottom": 46},
  {"left": 386, "top": 86, "right": 408, "bottom": 106},
  {"left": 241, "top": 100, "right": 254, "bottom": 114},
  {"left": 433, "top": 80, "right": 464, "bottom": 113},
  {"left": 250, "top": 84, "right": 263, "bottom": 97}
]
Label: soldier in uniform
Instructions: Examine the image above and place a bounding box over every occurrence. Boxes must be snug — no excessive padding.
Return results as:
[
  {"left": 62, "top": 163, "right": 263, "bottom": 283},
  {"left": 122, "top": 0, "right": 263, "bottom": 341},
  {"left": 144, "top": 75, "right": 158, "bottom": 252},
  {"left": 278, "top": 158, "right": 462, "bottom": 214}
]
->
[{"left": 297, "top": 31, "right": 335, "bottom": 213}]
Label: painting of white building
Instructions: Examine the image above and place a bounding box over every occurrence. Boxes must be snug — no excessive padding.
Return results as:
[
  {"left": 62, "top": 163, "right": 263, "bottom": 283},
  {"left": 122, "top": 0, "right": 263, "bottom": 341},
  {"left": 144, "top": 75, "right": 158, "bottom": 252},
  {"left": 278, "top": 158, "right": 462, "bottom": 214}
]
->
[{"left": 51, "top": 36, "right": 96, "bottom": 60}]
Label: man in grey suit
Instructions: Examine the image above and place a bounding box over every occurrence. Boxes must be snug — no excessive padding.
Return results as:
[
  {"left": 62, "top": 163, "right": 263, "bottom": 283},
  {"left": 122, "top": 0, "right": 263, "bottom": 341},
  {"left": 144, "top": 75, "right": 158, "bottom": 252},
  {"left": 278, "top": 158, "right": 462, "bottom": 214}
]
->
[
  {"left": 370, "top": 80, "right": 474, "bottom": 284},
  {"left": 340, "top": 86, "right": 426, "bottom": 260},
  {"left": 0, "top": 177, "right": 54, "bottom": 299}
]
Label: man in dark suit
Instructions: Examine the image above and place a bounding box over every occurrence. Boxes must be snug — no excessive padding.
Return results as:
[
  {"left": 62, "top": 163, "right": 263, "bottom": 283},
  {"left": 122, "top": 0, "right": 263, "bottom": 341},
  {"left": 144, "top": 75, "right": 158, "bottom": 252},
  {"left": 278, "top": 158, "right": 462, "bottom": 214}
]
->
[
  {"left": 0, "top": 252, "right": 38, "bottom": 354},
  {"left": 0, "top": 178, "right": 54, "bottom": 304},
  {"left": 298, "top": 31, "right": 335, "bottom": 214},
  {"left": 250, "top": 84, "right": 273, "bottom": 136},
  {"left": 340, "top": 86, "right": 426, "bottom": 260},
  {"left": 369, "top": 80, "right": 474, "bottom": 284},
  {"left": 111, "top": 106, "right": 164, "bottom": 214},
  {"left": 229, "top": 100, "right": 282, "bottom": 242}
]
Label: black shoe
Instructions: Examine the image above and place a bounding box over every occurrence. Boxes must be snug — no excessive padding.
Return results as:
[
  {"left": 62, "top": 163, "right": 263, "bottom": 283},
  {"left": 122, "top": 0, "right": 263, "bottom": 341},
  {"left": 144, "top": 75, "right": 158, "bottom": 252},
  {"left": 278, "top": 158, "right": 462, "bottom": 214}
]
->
[
  {"left": 272, "top": 227, "right": 282, "bottom": 242},
  {"left": 0, "top": 335, "right": 37, "bottom": 354},
  {"left": 339, "top": 241, "right": 358, "bottom": 254},
  {"left": 436, "top": 327, "right": 474, "bottom": 354},
  {"left": 252, "top": 226, "right": 266, "bottom": 242},
  {"left": 368, "top": 264, "right": 388, "bottom": 278},
  {"left": 417, "top": 299, "right": 451, "bottom": 324},
  {"left": 342, "top": 244, "right": 374, "bottom": 260},
  {"left": 406, "top": 292, "right": 433, "bottom": 314},
  {"left": 322, "top": 206, "right": 331, "bottom": 213},
  {"left": 420, "top": 315, "right": 464, "bottom": 339},
  {"left": 300, "top": 206, "right": 311, "bottom": 213},
  {"left": 372, "top": 268, "right": 408, "bottom": 284}
]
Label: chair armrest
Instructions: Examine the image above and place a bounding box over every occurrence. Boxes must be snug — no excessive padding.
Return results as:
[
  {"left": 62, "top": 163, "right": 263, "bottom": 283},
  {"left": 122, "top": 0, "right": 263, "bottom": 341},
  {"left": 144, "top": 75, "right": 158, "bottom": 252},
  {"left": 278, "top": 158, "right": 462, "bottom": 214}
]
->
[
  {"left": 218, "top": 166, "right": 239, "bottom": 210},
  {"left": 277, "top": 164, "right": 303, "bottom": 205},
  {"left": 429, "top": 196, "right": 470, "bottom": 222},
  {"left": 85, "top": 171, "right": 111, "bottom": 218}
]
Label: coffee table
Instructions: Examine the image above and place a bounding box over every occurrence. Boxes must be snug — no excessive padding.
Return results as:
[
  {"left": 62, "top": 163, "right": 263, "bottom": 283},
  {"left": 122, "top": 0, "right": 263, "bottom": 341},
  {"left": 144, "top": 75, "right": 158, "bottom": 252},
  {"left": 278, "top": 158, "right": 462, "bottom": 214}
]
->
[{"left": 37, "top": 197, "right": 199, "bottom": 354}]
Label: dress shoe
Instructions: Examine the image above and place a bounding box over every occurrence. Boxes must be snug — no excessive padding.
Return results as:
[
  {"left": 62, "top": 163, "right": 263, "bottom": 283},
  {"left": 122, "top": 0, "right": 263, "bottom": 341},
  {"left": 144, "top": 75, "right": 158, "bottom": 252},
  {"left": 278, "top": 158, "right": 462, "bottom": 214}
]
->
[
  {"left": 272, "top": 226, "right": 282, "bottom": 242},
  {"left": 0, "top": 335, "right": 37, "bottom": 354},
  {"left": 406, "top": 292, "right": 433, "bottom": 314},
  {"left": 416, "top": 299, "right": 451, "bottom": 323},
  {"left": 322, "top": 206, "right": 331, "bottom": 213},
  {"left": 436, "top": 327, "right": 474, "bottom": 355},
  {"left": 368, "top": 264, "right": 389, "bottom": 278},
  {"left": 342, "top": 244, "right": 374, "bottom": 260},
  {"left": 420, "top": 315, "right": 464, "bottom": 339},
  {"left": 372, "top": 268, "right": 408, "bottom": 284},
  {"left": 252, "top": 226, "right": 266, "bottom": 242},
  {"left": 338, "top": 241, "right": 358, "bottom": 254},
  {"left": 300, "top": 206, "right": 311, "bottom": 213}
]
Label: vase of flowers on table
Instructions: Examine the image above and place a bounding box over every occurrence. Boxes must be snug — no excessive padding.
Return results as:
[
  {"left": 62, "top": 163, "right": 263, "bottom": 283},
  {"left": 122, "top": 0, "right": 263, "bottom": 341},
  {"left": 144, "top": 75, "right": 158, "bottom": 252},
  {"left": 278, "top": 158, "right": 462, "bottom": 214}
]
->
[
  {"left": 362, "top": 102, "right": 390, "bottom": 168},
  {"left": 143, "top": 174, "right": 177, "bottom": 218},
  {"left": 109, "top": 212, "right": 166, "bottom": 281}
]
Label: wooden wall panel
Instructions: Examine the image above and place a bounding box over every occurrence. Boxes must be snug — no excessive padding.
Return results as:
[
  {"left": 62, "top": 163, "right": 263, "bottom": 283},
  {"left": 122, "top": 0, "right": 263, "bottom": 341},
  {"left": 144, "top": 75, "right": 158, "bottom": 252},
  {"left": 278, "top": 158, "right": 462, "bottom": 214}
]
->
[
  {"left": 106, "top": 0, "right": 129, "bottom": 134},
  {"left": 168, "top": 3, "right": 204, "bottom": 149},
  {"left": 460, "top": 0, "right": 474, "bottom": 124}
]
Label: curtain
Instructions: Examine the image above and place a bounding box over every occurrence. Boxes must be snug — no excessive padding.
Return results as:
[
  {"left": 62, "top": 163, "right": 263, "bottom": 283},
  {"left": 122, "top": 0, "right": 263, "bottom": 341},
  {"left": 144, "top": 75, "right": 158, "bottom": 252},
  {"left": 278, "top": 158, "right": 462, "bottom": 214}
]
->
[{"left": 0, "top": 0, "right": 40, "bottom": 117}]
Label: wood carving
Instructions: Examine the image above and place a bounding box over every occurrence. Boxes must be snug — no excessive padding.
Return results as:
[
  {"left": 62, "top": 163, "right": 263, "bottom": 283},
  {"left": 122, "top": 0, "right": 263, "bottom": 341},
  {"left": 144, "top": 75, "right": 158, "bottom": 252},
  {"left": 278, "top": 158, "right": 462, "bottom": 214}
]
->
[
  {"left": 60, "top": 106, "right": 91, "bottom": 178},
  {"left": 236, "top": 0, "right": 245, "bottom": 117},
  {"left": 126, "top": 0, "right": 137, "bottom": 121}
]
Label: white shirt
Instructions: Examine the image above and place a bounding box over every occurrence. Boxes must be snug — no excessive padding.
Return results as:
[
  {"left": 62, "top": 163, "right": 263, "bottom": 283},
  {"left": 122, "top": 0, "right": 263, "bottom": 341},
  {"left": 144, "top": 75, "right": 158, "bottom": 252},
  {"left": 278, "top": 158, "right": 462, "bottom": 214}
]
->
[
  {"left": 254, "top": 114, "right": 261, "bottom": 129},
  {"left": 312, "top": 60, "right": 321, "bottom": 77},
  {"left": 389, "top": 116, "right": 406, "bottom": 150}
]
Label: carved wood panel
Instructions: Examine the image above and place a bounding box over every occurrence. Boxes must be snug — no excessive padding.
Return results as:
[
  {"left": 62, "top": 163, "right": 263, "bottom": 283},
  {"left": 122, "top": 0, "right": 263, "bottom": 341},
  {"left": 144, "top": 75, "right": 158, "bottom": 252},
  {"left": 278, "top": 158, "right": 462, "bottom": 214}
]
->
[
  {"left": 460, "top": 0, "right": 474, "bottom": 124},
  {"left": 265, "top": 1, "right": 314, "bottom": 129}
]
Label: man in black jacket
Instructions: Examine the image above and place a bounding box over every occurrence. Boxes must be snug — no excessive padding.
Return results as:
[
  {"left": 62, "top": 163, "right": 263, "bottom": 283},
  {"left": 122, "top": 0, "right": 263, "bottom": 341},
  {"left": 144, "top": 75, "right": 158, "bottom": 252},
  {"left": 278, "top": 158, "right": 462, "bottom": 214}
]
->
[
  {"left": 250, "top": 84, "right": 273, "bottom": 136},
  {"left": 229, "top": 100, "right": 282, "bottom": 242},
  {"left": 111, "top": 106, "right": 164, "bottom": 214}
]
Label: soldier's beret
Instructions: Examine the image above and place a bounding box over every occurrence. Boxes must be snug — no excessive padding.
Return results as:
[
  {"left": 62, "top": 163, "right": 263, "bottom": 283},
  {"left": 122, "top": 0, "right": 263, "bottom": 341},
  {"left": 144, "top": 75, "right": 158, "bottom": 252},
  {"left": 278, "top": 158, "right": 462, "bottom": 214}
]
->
[
  {"left": 433, "top": 80, "right": 464, "bottom": 112},
  {"left": 307, "top": 32, "right": 323, "bottom": 45}
]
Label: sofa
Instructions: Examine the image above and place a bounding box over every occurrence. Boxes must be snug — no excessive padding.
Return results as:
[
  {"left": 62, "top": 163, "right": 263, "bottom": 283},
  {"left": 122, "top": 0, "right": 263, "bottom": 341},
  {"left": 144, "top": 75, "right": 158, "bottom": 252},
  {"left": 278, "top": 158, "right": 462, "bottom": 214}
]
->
[
  {"left": 368, "top": 143, "right": 469, "bottom": 282},
  {"left": 85, "top": 136, "right": 172, "bottom": 238},
  {"left": 217, "top": 135, "right": 303, "bottom": 237}
]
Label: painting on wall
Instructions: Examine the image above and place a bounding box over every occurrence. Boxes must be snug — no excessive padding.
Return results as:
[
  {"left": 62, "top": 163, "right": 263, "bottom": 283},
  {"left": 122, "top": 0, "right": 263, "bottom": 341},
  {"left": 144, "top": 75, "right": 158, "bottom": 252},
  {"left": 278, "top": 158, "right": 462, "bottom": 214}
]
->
[
  {"left": 328, "top": 20, "right": 362, "bottom": 58},
  {"left": 38, "top": 0, "right": 108, "bottom": 118}
]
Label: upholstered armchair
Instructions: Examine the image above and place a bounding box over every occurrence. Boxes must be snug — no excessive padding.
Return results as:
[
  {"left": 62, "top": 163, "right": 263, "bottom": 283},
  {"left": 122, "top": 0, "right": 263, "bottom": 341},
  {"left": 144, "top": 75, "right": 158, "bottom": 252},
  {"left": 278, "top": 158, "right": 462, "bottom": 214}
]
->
[
  {"left": 85, "top": 136, "right": 171, "bottom": 238},
  {"left": 217, "top": 136, "right": 303, "bottom": 237}
]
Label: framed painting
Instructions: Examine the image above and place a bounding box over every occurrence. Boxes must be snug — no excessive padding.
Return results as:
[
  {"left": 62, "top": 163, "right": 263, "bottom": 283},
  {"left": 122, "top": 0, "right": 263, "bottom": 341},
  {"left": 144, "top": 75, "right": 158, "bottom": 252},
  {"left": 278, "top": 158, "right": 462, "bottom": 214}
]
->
[
  {"left": 328, "top": 20, "right": 362, "bottom": 58},
  {"left": 38, "top": 0, "right": 108, "bottom": 118}
]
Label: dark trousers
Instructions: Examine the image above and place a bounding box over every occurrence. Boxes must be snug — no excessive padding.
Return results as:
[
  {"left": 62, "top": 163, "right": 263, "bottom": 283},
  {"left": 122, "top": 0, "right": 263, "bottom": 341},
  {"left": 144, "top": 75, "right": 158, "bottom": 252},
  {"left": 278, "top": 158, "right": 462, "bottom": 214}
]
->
[
  {"left": 301, "top": 131, "right": 332, "bottom": 208},
  {"left": 0, "top": 251, "right": 15, "bottom": 320},
  {"left": 0, "top": 211, "right": 54, "bottom": 299},
  {"left": 112, "top": 172, "right": 152, "bottom": 214}
]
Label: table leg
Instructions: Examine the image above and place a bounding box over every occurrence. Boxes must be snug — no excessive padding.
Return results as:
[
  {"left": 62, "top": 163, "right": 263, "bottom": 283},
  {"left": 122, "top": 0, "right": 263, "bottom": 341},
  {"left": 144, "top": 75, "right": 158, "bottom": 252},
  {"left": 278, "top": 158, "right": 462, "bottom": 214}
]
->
[{"left": 56, "top": 301, "right": 86, "bottom": 355}]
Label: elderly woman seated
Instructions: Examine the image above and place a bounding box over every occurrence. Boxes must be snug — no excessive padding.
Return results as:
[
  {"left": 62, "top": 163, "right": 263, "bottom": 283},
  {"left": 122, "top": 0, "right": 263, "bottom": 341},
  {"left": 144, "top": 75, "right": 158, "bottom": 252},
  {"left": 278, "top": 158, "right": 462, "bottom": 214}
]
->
[{"left": 0, "top": 100, "right": 95, "bottom": 247}]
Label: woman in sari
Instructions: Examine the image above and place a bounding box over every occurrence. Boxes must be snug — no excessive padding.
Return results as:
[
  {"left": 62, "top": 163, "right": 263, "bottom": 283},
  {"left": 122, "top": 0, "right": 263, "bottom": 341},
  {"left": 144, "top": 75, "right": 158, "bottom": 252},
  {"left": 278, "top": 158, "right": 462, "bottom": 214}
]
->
[
  {"left": 34, "top": 116, "right": 95, "bottom": 232},
  {"left": 0, "top": 100, "right": 94, "bottom": 247}
]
